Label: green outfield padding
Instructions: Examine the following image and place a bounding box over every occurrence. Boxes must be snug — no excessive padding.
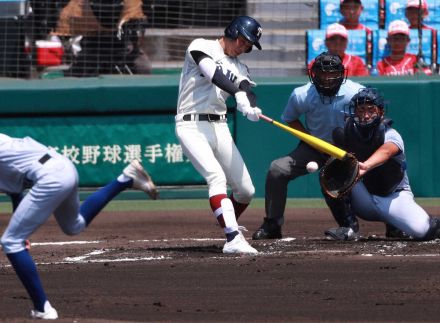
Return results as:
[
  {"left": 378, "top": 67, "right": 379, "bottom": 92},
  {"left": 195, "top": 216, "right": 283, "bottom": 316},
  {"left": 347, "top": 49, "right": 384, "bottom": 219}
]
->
[{"left": 0, "top": 75, "right": 180, "bottom": 113}]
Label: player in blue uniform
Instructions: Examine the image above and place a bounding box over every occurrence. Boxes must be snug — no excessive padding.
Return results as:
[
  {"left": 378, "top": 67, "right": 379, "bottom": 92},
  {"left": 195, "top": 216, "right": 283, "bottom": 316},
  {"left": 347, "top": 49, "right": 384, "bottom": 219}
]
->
[{"left": 0, "top": 133, "right": 157, "bottom": 319}]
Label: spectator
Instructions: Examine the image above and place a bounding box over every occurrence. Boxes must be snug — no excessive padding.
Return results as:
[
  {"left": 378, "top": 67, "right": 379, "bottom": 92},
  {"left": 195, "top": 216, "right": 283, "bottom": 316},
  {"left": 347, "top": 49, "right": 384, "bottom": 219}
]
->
[
  {"left": 54, "top": 0, "right": 150, "bottom": 76},
  {"left": 308, "top": 23, "right": 369, "bottom": 76},
  {"left": 405, "top": 0, "right": 437, "bottom": 66},
  {"left": 339, "top": 0, "right": 373, "bottom": 71},
  {"left": 377, "top": 20, "right": 432, "bottom": 75},
  {"left": 339, "top": 0, "right": 372, "bottom": 33},
  {"left": 405, "top": 0, "right": 435, "bottom": 31}
]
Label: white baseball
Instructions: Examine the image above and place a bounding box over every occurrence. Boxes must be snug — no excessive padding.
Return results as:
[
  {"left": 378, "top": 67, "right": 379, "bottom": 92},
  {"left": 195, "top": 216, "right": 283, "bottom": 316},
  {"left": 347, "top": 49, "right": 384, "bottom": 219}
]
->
[{"left": 306, "top": 161, "right": 319, "bottom": 173}]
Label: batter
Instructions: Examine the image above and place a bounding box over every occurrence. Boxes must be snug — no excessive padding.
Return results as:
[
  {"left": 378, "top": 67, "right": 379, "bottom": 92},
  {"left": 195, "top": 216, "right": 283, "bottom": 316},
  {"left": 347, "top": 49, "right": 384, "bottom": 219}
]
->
[{"left": 175, "top": 16, "right": 263, "bottom": 254}]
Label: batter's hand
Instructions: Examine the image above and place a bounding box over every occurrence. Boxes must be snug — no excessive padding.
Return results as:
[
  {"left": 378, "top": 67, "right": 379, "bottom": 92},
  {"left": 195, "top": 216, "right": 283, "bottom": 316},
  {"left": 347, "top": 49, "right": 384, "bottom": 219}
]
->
[
  {"left": 235, "top": 91, "right": 252, "bottom": 114},
  {"left": 246, "top": 107, "right": 262, "bottom": 122}
]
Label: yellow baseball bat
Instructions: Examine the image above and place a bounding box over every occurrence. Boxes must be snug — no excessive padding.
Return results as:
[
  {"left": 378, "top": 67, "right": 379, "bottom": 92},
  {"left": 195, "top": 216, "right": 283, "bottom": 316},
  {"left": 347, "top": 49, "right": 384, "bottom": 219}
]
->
[{"left": 259, "top": 114, "right": 348, "bottom": 160}]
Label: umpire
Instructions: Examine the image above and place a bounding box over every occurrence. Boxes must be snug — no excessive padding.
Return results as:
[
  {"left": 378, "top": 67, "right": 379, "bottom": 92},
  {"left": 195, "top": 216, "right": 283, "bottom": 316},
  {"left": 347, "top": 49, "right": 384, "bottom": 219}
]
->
[{"left": 252, "top": 52, "right": 364, "bottom": 240}]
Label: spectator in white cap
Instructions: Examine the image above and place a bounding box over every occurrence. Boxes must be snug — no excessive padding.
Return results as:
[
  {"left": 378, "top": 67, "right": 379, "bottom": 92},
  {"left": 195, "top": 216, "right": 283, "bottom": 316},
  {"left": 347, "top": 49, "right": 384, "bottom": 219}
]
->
[
  {"left": 377, "top": 20, "right": 432, "bottom": 76},
  {"left": 405, "top": 0, "right": 435, "bottom": 31},
  {"left": 405, "top": 0, "right": 437, "bottom": 64},
  {"left": 308, "top": 23, "right": 369, "bottom": 76},
  {"left": 339, "top": 0, "right": 371, "bottom": 33}
]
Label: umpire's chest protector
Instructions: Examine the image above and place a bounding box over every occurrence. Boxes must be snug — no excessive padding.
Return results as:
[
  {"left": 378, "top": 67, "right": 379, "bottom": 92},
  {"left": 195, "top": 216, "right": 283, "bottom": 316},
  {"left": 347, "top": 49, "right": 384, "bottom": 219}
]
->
[{"left": 344, "top": 119, "right": 404, "bottom": 196}]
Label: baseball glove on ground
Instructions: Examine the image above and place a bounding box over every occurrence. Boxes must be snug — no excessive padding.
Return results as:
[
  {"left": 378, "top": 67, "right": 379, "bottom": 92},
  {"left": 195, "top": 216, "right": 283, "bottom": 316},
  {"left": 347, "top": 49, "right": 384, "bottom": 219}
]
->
[{"left": 319, "top": 154, "right": 360, "bottom": 199}]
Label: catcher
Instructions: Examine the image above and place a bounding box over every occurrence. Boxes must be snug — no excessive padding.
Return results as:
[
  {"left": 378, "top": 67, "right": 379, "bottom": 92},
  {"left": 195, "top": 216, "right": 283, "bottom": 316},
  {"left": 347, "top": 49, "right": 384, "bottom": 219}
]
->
[{"left": 323, "top": 88, "right": 440, "bottom": 240}]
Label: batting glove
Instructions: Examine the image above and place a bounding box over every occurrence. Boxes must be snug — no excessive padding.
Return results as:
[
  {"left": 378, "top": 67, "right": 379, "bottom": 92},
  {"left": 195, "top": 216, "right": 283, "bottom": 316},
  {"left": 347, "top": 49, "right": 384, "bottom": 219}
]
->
[
  {"left": 246, "top": 107, "right": 262, "bottom": 122},
  {"left": 234, "top": 91, "right": 252, "bottom": 114}
]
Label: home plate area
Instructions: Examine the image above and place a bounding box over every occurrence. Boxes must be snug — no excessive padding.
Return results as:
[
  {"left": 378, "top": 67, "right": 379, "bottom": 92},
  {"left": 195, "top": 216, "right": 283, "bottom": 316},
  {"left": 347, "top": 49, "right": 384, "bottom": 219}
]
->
[{"left": 2, "top": 207, "right": 440, "bottom": 322}]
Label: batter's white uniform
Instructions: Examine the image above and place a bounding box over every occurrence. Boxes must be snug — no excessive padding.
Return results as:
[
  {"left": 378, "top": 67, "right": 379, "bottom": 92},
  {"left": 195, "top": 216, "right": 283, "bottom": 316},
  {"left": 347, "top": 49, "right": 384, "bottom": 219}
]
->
[
  {"left": 0, "top": 134, "right": 85, "bottom": 254},
  {"left": 350, "top": 127, "right": 430, "bottom": 238},
  {"left": 175, "top": 38, "right": 255, "bottom": 202}
]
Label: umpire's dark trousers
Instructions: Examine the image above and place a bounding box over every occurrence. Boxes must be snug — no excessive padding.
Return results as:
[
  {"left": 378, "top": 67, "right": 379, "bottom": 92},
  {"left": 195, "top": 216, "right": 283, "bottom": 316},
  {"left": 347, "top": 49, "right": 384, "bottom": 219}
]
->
[{"left": 265, "top": 141, "right": 350, "bottom": 227}]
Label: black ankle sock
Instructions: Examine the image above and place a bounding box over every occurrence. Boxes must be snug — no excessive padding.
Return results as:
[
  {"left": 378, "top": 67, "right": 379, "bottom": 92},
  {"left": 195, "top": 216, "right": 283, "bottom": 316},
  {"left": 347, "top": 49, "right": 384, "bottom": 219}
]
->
[{"left": 226, "top": 230, "right": 239, "bottom": 242}]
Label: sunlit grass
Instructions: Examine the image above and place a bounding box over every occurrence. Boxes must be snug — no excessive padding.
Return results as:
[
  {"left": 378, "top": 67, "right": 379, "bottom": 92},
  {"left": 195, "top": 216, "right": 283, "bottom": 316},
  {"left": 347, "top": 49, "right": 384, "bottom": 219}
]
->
[{"left": 0, "top": 197, "right": 439, "bottom": 213}]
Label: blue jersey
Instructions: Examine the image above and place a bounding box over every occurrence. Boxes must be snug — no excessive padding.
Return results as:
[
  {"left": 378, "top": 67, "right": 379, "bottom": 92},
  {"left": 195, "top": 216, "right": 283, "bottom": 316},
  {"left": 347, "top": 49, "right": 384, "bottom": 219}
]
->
[{"left": 281, "top": 80, "right": 364, "bottom": 143}]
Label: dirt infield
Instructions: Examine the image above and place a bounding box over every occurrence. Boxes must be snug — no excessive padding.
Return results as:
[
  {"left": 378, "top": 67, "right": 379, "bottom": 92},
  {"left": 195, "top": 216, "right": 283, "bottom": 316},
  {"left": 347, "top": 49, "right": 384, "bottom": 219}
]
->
[{"left": 2, "top": 206, "right": 440, "bottom": 322}]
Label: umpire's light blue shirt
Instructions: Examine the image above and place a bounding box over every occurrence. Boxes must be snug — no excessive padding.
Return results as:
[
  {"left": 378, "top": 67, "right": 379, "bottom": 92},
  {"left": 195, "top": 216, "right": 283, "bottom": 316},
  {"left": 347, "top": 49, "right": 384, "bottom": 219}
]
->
[{"left": 281, "top": 80, "right": 364, "bottom": 143}]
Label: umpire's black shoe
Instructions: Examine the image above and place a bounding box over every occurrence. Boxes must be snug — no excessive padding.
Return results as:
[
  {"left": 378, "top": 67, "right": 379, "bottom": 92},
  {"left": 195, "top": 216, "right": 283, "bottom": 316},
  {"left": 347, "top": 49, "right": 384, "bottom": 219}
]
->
[
  {"left": 385, "top": 223, "right": 411, "bottom": 239},
  {"left": 252, "top": 218, "right": 282, "bottom": 240}
]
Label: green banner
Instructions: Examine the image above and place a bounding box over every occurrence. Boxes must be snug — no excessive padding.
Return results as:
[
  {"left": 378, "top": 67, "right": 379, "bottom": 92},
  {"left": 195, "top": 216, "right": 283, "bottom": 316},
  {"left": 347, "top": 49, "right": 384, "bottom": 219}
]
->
[{"left": 0, "top": 114, "right": 214, "bottom": 187}]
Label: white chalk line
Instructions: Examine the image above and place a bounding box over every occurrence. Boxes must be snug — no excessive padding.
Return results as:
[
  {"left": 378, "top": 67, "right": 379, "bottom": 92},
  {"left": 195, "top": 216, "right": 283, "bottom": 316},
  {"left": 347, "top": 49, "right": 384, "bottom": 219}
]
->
[
  {"left": 31, "top": 240, "right": 101, "bottom": 246},
  {"left": 129, "top": 238, "right": 224, "bottom": 243},
  {"left": 60, "top": 248, "right": 170, "bottom": 265},
  {"left": 362, "top": 253, "right": 440, "bottom": 257},
  {"left": 3, "top": 238, "right": 440, "bottom": 269}
]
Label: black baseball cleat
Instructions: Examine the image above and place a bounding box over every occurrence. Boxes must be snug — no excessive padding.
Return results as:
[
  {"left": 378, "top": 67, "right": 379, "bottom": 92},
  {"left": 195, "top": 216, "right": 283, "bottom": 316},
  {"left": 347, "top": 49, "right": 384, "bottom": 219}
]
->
[
  {"left": 385, "top": 223, "right": 411, "bottom": 239},
  {"left": 325, "top": 227, "right": 360, "bottom": 241},
  {"left": 252, "top": 218, "right": 282, "bottom": 240}
]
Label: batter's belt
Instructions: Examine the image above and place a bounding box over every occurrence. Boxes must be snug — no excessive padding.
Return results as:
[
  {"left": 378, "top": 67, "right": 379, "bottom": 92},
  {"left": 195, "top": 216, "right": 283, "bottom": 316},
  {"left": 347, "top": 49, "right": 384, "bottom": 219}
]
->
[{"left": 181, "top": 114, "right": 227, "bottom": 122}]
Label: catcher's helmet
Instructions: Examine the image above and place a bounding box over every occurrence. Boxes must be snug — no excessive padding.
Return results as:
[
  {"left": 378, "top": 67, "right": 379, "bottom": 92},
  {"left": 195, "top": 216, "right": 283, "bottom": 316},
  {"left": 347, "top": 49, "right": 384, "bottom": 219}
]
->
[
  {"left": 224, "top": 16, "right": 262, "bottom": 52},
  {"left": 309, "top": 52, "right": 346, "bottom": 97},
  {"left": 349, "top": 87, "right": 385, "bottom": 139}
]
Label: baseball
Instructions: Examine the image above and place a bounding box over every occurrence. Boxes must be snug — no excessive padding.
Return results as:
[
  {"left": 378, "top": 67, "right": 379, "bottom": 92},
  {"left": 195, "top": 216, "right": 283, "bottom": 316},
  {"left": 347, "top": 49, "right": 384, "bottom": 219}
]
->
[{"left": 306, "top": 161, "right": 319, "bottom": 173}]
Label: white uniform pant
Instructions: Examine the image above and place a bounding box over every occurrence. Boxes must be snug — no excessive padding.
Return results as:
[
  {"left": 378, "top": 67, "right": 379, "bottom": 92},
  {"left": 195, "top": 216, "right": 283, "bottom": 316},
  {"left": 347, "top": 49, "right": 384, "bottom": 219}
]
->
[
  {"left": 1, "top": 154, "right": 85, "bottom": 254},
  {"left": 175, "top": 120, "right": 254, "bottom": 202},
  {"left": 351, "top": 182, "right": 430, "bottom": 238}
]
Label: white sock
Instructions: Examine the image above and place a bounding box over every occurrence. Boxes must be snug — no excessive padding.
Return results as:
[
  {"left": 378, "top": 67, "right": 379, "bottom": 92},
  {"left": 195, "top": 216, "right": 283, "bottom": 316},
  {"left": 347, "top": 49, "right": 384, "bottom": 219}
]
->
[{"left": 117, "top": 174, "right": 132, "bottom": 183}]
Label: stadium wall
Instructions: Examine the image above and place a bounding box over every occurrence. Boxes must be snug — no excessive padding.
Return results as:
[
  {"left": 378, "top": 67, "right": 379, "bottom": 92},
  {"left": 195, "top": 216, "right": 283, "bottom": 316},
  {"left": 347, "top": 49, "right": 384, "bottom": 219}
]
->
[{"left": 0, "top": 75, "right": 439, "bottom": 197}]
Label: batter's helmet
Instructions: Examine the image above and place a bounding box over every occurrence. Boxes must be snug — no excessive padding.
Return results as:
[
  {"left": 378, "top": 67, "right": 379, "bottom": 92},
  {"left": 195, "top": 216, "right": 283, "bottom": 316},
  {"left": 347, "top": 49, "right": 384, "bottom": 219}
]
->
[
  {"left": 349, "top": 87, "right": 385, "bottom": 139},
  {"left": 224, "top": 16, "right": 262, "bottom": 52},
  {"left": 309, "top": 52, "right": 346, "bottom": 97}
]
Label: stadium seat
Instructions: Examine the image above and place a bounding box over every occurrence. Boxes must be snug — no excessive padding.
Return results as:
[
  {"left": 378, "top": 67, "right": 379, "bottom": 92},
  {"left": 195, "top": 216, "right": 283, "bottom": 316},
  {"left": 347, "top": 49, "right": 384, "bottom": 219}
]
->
[
  {"left": 306, "top": 29, "right": 368, "bottom": 66},
  {"left": 319, "top": 0, "right": 381, "bottom": 30}
]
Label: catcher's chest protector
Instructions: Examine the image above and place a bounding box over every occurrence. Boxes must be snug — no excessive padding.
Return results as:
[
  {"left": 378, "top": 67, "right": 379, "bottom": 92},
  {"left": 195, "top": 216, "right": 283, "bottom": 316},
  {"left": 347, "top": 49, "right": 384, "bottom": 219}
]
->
[
  {"left": 344, "top": 119, "right": 384, "bottom": 161},
  {"left": 345, "top": 120, "right": 404, "bottom": 196}
]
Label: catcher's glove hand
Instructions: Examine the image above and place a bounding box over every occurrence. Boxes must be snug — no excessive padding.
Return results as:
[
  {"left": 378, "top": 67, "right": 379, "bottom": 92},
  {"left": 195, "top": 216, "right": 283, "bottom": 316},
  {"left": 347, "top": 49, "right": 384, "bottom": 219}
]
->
[{"left": 319, "top": 153, "right": 360, "bottom": 199}]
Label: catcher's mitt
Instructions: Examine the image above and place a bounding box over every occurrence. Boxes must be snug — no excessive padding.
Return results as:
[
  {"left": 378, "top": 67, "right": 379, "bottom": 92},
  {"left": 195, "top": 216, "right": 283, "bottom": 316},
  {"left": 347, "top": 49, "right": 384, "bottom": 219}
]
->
[{"left": 319, "top": 154, "right": 360, "bottom": 199}]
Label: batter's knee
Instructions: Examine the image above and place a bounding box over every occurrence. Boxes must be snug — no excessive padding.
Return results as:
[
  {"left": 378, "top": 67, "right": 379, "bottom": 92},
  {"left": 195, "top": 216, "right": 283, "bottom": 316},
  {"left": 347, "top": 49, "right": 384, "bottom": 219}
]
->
[
  {"left": 207, "top": 174, "right": 228, "bottom": 197},
  {"left": 0, "top": 235, "right": 26, "bottom": 254},
  {"left": 233, "top": 183, "right": 255, "bottom": 204},
  {"left": 59, "top": 216, "right": 86, "bottom": 236}
]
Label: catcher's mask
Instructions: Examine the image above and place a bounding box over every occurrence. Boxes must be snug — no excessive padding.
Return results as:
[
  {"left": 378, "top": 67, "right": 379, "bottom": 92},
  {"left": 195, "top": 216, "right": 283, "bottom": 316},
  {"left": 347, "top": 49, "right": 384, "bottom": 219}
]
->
[
  {"left": 224, "top": 16, "right": 262, "bottom": 53},
  {"left": 349, "top": 87, "right": 385, "bottom": 139},
  {"left": 308, "top": 52, "right": 346, "bottom": 97}
]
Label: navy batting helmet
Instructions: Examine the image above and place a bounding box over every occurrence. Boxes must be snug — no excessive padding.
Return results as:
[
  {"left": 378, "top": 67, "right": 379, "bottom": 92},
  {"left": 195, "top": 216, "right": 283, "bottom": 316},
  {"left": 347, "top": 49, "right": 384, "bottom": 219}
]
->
[
  {"left": 224, "top": 16, "right": 262, "bottom": 52},
  {"left": 309, "top": 52, "right": 346, "bottom": 97}
]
